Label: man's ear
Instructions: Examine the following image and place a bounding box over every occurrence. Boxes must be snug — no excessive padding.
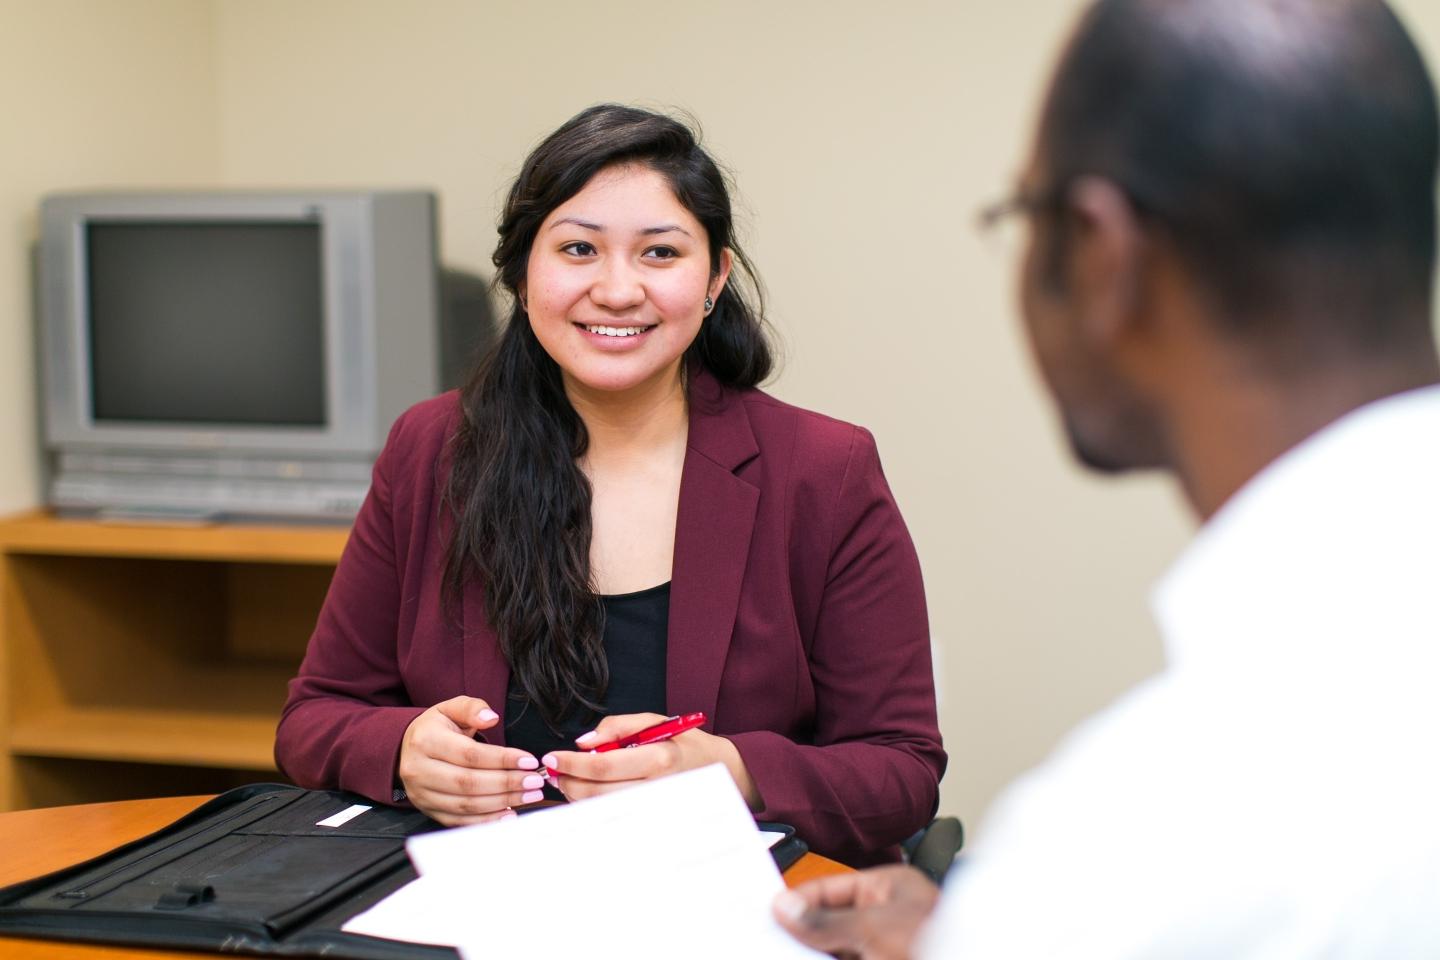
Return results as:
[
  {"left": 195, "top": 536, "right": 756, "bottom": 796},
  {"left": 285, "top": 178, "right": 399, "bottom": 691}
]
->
[{"left": 1061, "top": 176, "right": 1147, "bottom": 349}]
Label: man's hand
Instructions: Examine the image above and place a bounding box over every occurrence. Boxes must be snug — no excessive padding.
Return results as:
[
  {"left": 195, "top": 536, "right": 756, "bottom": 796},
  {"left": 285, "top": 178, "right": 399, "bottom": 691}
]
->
[{"left": 773, "top": 865, "right": 940, "bottom": 960}]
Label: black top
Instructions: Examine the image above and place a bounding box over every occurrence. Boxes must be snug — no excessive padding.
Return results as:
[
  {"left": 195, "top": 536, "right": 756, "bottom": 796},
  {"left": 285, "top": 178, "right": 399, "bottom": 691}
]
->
[{"left": 504, "top": 582, "right": 670, "bottom": 766}]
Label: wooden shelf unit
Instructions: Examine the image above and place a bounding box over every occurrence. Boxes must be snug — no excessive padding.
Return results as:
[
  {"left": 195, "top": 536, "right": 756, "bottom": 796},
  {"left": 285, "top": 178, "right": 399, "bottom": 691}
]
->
[{"left": 0, "top": 511, "right": 348, "bottom": 810}]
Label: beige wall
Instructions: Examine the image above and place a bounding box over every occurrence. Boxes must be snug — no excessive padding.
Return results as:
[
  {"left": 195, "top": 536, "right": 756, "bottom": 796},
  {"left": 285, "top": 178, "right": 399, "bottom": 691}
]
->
[
  {"left": 207, "top": 0, "right": 1188, "bottom": 829},
  {"left": 6, "top": 0, "right": 1440, "bottom": 832},
  {"left": 0, "top": 0, "right": 218, "bottom": 512}
]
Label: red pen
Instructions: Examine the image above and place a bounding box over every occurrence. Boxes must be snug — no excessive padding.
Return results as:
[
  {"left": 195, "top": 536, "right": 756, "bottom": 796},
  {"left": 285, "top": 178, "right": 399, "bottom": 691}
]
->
[
  {"left": 593, "top": 711, "right": 707, "bottom": 752},
  {"left": 544, "top": 712, "right": 707, "bottom": 779}
]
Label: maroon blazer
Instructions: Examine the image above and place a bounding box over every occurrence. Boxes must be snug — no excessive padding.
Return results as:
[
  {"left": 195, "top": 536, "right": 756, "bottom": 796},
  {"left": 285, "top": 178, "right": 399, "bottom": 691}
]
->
[{"left": 276, "top": 371, "right": 946, "bottom": 866}]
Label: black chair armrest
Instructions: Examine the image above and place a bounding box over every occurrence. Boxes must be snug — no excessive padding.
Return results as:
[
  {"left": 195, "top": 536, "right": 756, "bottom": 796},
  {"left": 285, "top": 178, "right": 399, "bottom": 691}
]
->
[{"left": 904, "top": 816, "right": 965, "bottom": 886}]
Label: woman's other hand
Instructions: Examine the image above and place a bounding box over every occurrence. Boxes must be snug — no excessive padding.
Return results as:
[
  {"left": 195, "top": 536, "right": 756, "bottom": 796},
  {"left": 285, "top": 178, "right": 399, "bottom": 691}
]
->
[
  {"left": 543, "top": 712, "right": 761, "bottom": 808},
  {"left": 398, "top": 696, "right": 545, "bottom": 826}
]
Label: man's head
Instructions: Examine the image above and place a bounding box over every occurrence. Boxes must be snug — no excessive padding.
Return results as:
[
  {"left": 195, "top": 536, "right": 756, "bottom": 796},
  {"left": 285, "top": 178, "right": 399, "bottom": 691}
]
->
[{"left": 1017, "top": 0, "right": 1439, "bottom": 475}]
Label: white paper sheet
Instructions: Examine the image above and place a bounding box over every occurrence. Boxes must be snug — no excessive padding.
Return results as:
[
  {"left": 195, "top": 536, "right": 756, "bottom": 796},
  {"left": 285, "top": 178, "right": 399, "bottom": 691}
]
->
[{"left": 342, "top": 764, "right": 823, "bottom": 959}]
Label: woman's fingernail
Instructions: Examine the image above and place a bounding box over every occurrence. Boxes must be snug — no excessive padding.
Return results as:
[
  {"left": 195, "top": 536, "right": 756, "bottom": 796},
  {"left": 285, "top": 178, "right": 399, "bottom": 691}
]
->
[
  {"left": 478, "top": 709, "right": 499, "bottom": 723},
  {"left": 522, "top": 774, "right": 544, "bottom": 790},
  {"left": 575, "top": 730, "right": 598, "bottom": 745},
  {"left": 501, "top": 809, "right": 517, "bottom": 820},
  {"left": 541, "top": 754, "right": 557, "bottom": 769},
  {"left": 521, "top": 790, "right": 545, "bottom": 804},
  {"left": 516, "top": 755, "right": 539, "bottom": 770}
]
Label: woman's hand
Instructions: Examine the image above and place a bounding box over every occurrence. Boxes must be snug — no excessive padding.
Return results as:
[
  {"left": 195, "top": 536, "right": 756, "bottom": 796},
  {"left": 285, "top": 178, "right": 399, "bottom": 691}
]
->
[
  {"left": 398, "top": 696, "right": 547, "bottom": 826},
  {"left": 543, "top": 712, "right": 761, "bottom": 808}
]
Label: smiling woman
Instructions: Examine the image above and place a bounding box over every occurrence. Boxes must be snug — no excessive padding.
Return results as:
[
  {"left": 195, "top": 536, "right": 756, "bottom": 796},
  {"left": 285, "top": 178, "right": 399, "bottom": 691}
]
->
[{"left": 274, "top": 104, "right": 946, "bottom": 866}]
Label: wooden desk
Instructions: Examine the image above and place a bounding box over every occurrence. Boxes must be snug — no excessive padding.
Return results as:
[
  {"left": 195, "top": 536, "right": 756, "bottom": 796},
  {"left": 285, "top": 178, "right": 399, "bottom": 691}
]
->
[{"left": 0, "top": 795, "right": 851, "bottom": 959}]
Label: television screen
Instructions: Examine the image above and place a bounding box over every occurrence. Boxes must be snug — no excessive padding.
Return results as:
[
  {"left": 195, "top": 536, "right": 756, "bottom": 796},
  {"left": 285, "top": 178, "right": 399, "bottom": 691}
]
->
[{"left": 86, "top": 221, "right": 327, "bottom": 426}]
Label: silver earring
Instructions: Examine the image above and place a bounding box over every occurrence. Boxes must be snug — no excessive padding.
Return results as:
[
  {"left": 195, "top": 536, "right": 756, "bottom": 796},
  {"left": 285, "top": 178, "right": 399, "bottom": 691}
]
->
[{"left": 704, "top": 297, "right": 714, "bottom": 314}]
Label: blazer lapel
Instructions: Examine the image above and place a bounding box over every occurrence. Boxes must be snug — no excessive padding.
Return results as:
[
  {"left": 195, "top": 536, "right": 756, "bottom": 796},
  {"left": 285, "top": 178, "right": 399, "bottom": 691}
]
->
[
  {"left": 667, "top": 371, "right": 760, "bottom": 727},
  {"left": 462, "top": 585, "right": 511, "bottom": 746}
]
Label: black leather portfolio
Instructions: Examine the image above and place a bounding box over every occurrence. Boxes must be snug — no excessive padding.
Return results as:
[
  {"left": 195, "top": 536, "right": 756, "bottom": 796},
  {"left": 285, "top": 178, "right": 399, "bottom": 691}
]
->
[{"left": 0, "top": 782, "right": 809, "bottom": 958}]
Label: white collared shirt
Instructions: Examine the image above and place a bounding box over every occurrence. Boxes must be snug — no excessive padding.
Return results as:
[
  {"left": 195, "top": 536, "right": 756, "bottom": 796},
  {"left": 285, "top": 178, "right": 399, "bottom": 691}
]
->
[{"left": 921, "top": 385, "right": 1440, "bottom": 958}]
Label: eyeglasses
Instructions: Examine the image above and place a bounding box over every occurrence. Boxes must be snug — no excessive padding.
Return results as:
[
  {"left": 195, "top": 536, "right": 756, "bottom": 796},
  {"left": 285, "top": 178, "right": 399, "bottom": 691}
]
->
[
  {"left": 976, "top": 184, "right": 1066, "bottom": 235},
  {"left": 974, "top": 182, "right": 1074, "bottom": 262},
  {"left": 980, "top": 178, "right": 1166, "bottom": 236},
  {"left": 975, "top": 188, "right": 1044, "bottom": 261}
]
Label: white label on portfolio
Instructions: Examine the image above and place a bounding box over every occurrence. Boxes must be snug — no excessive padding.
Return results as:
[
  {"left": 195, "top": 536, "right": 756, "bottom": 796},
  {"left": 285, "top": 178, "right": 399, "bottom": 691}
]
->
[{"left": 316, "top": 803, "right": 373, "bottom": 828}]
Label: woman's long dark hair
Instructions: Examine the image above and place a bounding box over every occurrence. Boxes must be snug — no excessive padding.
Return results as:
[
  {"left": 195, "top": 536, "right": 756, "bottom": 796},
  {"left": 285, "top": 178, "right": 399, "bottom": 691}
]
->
[{"left": 443, "top": 104, "right": 773, "bottom": 730}]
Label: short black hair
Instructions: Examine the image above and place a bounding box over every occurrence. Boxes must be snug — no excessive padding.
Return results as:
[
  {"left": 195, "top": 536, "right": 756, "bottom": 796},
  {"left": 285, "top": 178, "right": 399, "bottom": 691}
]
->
[{"left": 1040, "top": 0, "right": 1439, "bottom": 347}]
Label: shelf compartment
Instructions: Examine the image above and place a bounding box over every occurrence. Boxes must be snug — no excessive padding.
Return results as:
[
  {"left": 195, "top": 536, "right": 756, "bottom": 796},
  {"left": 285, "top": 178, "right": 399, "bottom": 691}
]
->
[
  {"left": 9, "top": 757, "right": 269, "bottom": 811},
  {"left": 10, "top": 707, "right": 280, "bottom": 770},
  {"left": 0, "top": 512, "right": 344, "bottom": 811}
]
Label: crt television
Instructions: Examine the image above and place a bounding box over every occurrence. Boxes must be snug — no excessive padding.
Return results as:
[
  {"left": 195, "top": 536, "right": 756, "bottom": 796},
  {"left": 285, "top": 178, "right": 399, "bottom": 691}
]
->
[{"left": 38, "top": 190, "right": 440, "bottom": 522}]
